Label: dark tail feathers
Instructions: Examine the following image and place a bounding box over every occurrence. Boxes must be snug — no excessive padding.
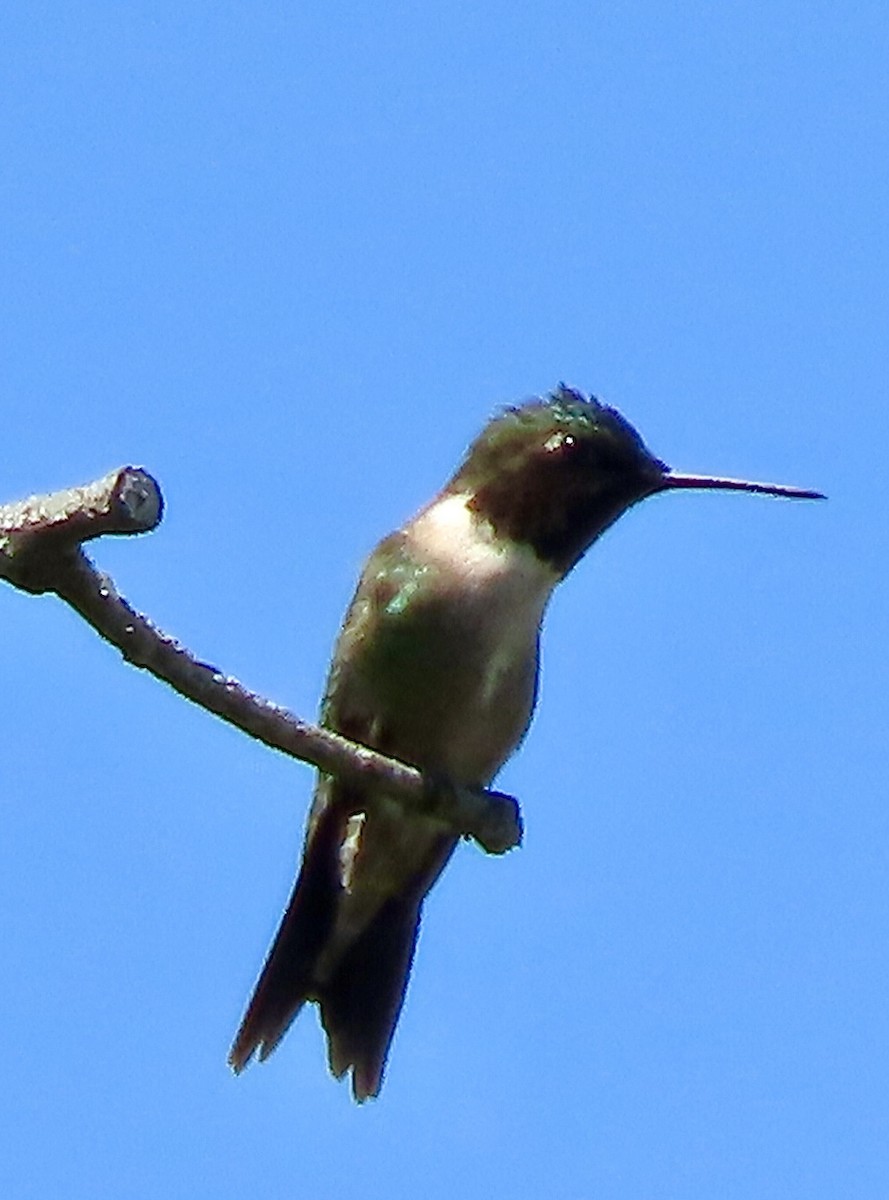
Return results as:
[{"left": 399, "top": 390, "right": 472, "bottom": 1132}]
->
[
  {"left": 229, "top": 805, "right": 422, "bottom": 1101},
  {"left": 319, "top": 893, "right": 421, "bottom": 1100}
]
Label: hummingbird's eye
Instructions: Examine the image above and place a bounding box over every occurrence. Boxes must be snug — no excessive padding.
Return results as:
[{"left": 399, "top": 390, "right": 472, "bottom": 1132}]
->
[{"left": 543, "top": 431, "right": 577, "bottom": 454}]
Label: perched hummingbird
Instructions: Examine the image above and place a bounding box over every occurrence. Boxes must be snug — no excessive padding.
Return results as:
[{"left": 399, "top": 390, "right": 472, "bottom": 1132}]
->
[{"left": 229, "top": 385, "right": 822, "bottom": 1100}]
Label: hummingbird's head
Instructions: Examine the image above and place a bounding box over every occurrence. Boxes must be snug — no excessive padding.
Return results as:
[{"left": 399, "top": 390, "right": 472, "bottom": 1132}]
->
[{"left": 448, "top": 385, "right": 823, "bottom": 575}]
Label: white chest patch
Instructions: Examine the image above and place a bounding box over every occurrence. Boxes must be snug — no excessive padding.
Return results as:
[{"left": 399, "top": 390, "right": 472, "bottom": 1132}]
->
[
  {"left": 407, "top": 492, "right": 559, "bottom": 704},
  {"left": 408, "top": 492, "right": 557, "bottom": 595}
]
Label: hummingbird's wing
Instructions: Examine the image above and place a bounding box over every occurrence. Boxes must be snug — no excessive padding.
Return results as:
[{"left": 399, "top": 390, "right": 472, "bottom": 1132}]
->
[{"left": 229, "top": 534, "right": 458, "bottom": 1100}]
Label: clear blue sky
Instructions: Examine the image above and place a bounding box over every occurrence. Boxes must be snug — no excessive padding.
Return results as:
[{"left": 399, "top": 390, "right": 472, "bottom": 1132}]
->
[{"left": 2, "top": 4, "right": 886, "bottom": 1197}]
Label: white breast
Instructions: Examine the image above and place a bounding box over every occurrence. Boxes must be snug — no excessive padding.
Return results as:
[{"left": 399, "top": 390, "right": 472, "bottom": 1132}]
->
[
  {"left": 407, "top": 492, "right": 559, "bottom": 705},
  {"left": 408, "top": 490, "right": 557, "bottom": 600}
]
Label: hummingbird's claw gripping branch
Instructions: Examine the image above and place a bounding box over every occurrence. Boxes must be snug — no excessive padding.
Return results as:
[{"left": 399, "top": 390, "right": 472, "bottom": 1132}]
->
[
  {"left": 420, "top": 772, "right": 523, "bottom": 855},
  {"left": 0, "top": 468, "right": 522, "bottom": 854}
]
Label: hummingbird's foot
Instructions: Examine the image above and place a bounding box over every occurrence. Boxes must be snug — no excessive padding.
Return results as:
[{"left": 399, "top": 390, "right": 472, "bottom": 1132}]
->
[{"left": 419, "top": 770, "right": 523, "bottom": 855}]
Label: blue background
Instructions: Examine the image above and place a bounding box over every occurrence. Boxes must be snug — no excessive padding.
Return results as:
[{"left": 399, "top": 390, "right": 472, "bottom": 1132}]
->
[{"left": 2, "top": 4, "right": 886, "bottom": 1197}]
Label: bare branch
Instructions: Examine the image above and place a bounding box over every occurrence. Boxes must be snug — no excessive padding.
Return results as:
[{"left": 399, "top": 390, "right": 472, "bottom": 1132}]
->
[{"left": 1, "top": 469, "right": 522, "bottom": 854}]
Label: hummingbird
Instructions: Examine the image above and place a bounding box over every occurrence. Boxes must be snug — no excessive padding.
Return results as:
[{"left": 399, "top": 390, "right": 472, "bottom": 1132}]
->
[{"left": 229, "top": 385, "right": 822, "bottom": 1100}]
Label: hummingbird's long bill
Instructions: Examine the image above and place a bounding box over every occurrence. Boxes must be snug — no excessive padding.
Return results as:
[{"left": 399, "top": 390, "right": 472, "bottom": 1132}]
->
[{"left": 661, "top": 472, "right": 825, "bottom": 501}]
